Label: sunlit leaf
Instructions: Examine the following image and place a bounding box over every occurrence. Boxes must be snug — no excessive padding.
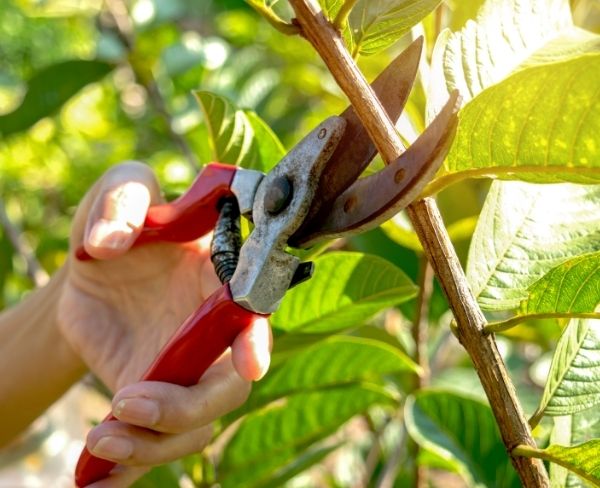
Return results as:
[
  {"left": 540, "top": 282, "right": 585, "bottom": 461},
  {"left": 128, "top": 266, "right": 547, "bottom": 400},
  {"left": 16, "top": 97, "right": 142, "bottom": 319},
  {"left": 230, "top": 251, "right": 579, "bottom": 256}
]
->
[
  {"left": 442, "top": 0, "right": 572, "bottom": 103},
  {"left": 221, "top": 442, "right": 341, "bottom": 488},
  {"left": 0, "top": 60, "right": 113, "bottom": 137},
  {"left": 221, "top": 385, "right": 394, "bottom": 473},
  {"left": 531, "top": 319, "right": 600, "bottom": 424},
  {"left": 466, "top": 181, "right": 600, "bottom": 311},
  {"left": 520, "top": 441, "right": 600, "bottom": 487},
  {"left": 425, "top": 0, "right": 600, "bottom": 192},
  {"left": 195, "top": 91, "right": 284, "bottom": 172},
  {"left": 271, "top": 252, "right": 417, "bottom": 332},
  {"left": 430, "top": 43, "right": 600, "bottom": 193},
  {"left": 521, "top": 252, "right": 600, "bottom": 315},
  {"left": 551, "top": 409, "right": 600, "bottom": 487},
  {"left": 405, "top": 390, "right": 519, "bottom": 487},
  {"left": 238, "top": 335, "right": 418, "bottom": 416},
  {"left": 319, "top": 0, "right": 442, "bottom": 57}
]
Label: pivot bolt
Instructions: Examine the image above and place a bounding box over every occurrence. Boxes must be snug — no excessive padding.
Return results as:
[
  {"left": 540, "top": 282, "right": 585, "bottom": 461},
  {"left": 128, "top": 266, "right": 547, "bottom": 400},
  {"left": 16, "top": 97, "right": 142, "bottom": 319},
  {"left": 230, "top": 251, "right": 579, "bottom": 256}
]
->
[{"left": 264, "top": 176, "right": 293, "bottom": 215}]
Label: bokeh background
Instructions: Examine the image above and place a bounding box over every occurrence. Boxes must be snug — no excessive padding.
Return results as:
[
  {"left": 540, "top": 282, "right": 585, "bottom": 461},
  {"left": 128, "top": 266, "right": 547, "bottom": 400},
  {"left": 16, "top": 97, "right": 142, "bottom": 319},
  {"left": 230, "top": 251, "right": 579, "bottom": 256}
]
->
[{"left": 1, "top": 0, "right": 599, "bottom": 486}]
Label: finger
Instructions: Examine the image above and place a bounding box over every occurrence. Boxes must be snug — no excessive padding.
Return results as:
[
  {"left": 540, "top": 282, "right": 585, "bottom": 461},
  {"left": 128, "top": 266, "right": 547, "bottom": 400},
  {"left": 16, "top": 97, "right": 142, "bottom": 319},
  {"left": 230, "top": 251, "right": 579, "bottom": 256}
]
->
[
  {"left": 232, "top": 317, "right": 272, "bottom": 381},
  {"left": 86, "top": 465, "right": 149, "bottom": 488},
  {"left": 74, "top": 161, "right": 162, "bottom": 260},
  {"left": 110, "top": 353, "right": 251, "bottom": 434},
  {"left": 86, "top": 420, "right": 213, "bottom": 467}
]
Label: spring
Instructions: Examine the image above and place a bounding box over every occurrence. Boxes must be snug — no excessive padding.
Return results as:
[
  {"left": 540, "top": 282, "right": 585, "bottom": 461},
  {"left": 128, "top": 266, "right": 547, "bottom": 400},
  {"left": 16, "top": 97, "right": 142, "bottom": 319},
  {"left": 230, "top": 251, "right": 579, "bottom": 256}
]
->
[{"left": 210, "top": 198, "right": 242, "bottom": 284}]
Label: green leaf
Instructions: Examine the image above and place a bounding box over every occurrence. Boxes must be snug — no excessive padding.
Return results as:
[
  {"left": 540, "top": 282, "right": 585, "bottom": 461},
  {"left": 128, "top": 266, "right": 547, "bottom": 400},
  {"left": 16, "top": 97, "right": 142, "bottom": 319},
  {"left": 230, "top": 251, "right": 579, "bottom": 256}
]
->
[
  {"left": 221, "top": 385, "right": 394, "bottom": 473},
  {"left": 432, "top": 45, "right": 600, "bottom": 192},
  {"left": 319, "top": 0, "right": 442, "bottom": 57},
  {"left": 441, "top": 0, "right": 573, "bottom": 103},
  {"left": 131, "top": 464, "right": 180, "bottom": 488},
  {"left": 224, "top": 443, "right": 341, "bottom": 488},
  {"left": 194, "top": 91, "right": 284, "bottom": 172},
  {"left": 425, "top": 0, "right": 600, "bottom": 192},
  {"left": 0, "top": 60, "right": 113, "bottom": 137},
  {"left": 405, "top": 390, "right": 519, "bottom": 488},
  {"left": 271, "top": 252, "right": 417, "bottom": 332},
  {"left": 531, "top": 319, "right": 600, "bottom": 424},
  {"left": 522, "top": 252, "right": 600, "bottom": 315},
  {"left": 518, "top": 441, "right": 600, "bottom": 487},
  {"left": 241, "top": 335, "right": 418, "bottom": 414},
  {"left": 245, "top": 110, "right": 286, "bottom": 165},
  {"left": 551, "top": 410, "right": 600, "bottom": 487},
  {"left": 466, "top": 181, "right": 600, "bottom": 311}
]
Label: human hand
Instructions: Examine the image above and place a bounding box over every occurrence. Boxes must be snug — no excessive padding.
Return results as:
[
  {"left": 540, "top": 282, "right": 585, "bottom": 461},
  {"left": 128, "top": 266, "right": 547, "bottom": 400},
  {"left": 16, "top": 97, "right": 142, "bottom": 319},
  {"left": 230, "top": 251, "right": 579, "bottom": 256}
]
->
[{"left": 58, "top": 162, "right": 272, "bottom": 487}]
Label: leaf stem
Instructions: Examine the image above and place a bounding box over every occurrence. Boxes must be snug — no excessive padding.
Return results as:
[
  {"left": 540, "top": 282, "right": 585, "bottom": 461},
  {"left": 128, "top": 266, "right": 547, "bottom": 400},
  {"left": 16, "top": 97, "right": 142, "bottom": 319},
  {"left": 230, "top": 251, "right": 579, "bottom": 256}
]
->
[
  {"left": 246, "top": 0, "right": 301, "bottom": 35},
  {"left": 485, "top": 312, "right": 600, "bottom": 334},
  {"left": 333, "top": 0, "right": 359, "bottom": 30},
  {"left": 513, "top": 444, "right": 600, "bottom": 486}
]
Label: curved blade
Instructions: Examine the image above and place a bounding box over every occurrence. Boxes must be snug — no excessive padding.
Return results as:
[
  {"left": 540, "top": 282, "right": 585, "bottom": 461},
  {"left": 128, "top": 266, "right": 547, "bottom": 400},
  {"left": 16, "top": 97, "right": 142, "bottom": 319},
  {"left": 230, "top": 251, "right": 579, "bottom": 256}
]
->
[
  {"left": 295, "top": 90, "right": 461, "bottom": 248},
  {"left": 294, "top": 37, "right": 423, "bottom": 237}
]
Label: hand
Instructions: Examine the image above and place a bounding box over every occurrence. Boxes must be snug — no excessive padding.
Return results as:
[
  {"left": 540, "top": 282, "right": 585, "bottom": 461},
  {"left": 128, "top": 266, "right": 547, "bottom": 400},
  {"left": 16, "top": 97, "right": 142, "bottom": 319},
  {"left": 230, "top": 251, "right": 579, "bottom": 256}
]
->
[{"left": 57, "top": 162, "right": 272, "bottom": 487}]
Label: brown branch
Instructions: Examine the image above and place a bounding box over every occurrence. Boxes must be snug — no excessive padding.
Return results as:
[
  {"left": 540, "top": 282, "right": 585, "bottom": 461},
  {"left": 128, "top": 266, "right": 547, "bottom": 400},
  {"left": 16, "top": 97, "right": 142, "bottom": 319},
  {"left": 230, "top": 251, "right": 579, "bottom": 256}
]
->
[
  {"left": 413, "top": 256, "right": 433, "bottom": 388},
  {"left": 411, "top": 257, "right": 434, "bottom": 488},
  {"left": 0, "top": 199, "right": 49, "bottom": 288},
  {"left": 287, "top": 1, "right": 549, "bottom": 486},
  {"left": 103, "top": 0, "right": 200, "bottom": 171}
]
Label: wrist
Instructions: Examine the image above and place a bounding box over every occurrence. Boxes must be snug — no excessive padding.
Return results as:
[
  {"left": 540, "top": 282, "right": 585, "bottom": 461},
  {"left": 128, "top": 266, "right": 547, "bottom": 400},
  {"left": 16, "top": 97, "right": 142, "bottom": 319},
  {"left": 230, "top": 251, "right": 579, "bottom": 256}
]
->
[{"left": 0, "top": 264, "right": 86, "bottom": 446}]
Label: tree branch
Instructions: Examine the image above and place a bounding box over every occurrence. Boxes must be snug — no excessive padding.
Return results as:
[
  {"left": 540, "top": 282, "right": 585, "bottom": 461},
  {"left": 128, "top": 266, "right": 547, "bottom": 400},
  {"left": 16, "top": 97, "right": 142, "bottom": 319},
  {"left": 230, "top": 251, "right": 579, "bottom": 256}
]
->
[
  {"left": 287, "top": 1, "right": 549, "bottom": 486},
  {"left": 0, "top": 199, "right": 49, "bottom": 288}
]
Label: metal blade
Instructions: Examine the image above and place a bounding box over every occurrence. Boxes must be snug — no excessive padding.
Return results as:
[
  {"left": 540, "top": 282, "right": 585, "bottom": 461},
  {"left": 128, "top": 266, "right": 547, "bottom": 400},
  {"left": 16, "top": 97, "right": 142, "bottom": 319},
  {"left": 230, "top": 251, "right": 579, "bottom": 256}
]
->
[
  {"left": 292, "top": 37, "right": 423, "bottom": 241},
  {"left": 295, "top": 90, "right": 461, "bottom": 248}
]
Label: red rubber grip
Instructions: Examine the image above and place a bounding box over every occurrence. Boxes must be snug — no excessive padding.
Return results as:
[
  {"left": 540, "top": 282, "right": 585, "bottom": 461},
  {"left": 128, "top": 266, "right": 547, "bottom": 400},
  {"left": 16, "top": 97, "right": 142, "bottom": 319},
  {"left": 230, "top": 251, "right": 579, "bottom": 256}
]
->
[
  {"left": 76, "top": 163, "right": 237, "bottom": 260},
  {"left": 74, "top": 284, "right": 266, "bottom": 487}
]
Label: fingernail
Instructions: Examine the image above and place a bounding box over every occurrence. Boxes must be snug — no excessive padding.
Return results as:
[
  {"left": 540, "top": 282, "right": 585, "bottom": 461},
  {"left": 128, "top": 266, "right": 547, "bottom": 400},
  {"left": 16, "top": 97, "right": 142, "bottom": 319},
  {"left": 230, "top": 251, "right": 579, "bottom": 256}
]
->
[
  {"left": 91, "top": 436, "right": 133, "bottom": 461},
  {"left": 88, "top": 220, "right": 133, "bottom": 249},
  {"left": 114, "top": 398, "right": 160, "bottom": 426},
  {"left": 255, "top": 353, "right": 271, "bottom": 381}
]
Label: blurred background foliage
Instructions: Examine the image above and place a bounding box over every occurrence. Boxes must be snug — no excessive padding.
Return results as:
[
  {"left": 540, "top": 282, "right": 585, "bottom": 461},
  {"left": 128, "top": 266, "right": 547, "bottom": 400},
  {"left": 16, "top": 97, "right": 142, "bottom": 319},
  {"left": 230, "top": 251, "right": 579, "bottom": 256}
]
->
[{"left": 1, "top": 0, "right": 600, "bottom": 486}]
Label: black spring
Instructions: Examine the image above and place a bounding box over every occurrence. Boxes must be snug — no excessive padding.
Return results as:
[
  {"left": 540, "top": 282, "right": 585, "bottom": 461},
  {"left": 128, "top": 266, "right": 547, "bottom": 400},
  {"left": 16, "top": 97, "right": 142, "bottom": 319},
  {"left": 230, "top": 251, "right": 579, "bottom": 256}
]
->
[{"left": 210, "top": 198, "right": 241, "bottom": 284}]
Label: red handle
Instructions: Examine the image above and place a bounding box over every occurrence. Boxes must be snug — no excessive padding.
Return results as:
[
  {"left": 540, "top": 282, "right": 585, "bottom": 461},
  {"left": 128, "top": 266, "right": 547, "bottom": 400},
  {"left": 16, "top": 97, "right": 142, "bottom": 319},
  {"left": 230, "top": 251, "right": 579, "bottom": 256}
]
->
[
  {"left": 75, "top": 284, "right": 265, "bottom": 487},
  {"left": 76, "top": 163, "right": 237, "bottom": 260}
]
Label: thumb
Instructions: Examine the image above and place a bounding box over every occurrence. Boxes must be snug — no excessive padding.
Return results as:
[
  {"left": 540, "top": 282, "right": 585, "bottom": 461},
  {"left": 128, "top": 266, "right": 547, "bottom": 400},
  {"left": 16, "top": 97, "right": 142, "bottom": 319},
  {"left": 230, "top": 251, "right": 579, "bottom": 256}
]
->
[
  {"left": 231, "top": 317, "right": 272, "bottom": 381},
  {"left": 73, "top": 161, "right": 162, "bottom": 260}
]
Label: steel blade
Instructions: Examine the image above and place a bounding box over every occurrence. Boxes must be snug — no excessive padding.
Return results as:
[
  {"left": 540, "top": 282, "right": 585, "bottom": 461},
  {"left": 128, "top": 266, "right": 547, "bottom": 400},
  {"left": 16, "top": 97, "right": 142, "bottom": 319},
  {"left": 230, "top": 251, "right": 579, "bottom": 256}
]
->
[
  {"left": 295, "top": 90, "right": 461, "bottom": 248},
  {"left": 292, "top": 37, "right": 423, "bottom": 240}
]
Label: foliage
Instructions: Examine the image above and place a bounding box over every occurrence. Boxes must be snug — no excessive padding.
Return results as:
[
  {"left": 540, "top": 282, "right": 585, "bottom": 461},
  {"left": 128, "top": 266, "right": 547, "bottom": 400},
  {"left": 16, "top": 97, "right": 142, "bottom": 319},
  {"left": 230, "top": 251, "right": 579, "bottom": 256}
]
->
[{"left": 2, "top": 0, "right": 600, "bottom": 486}]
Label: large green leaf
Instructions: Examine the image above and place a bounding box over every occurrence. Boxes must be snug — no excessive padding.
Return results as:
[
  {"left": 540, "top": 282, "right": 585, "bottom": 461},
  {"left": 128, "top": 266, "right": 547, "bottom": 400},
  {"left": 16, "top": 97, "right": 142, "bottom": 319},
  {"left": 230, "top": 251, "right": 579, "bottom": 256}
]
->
[
  {"left": 431, "top": 44, "right": 600, "bottom": 193},
  {"left": 551, "top": 410, "right": 600, "bottom": 487},
  {"left": 424, "top": 0, "right": 600, "bottom": 192},
  {"left": 466, "top": 181, "right": 600, "bottom": 311},
  {"left": 220, "top": 441, "right": 340, "bottom": 488},
  {"left": 220, "top": 385, "right": 394, "bottom": 474},
  {"left": 522, "top": 252, "right": 600, "bottom": 315},
  {"left": 271, "top": 252, "right": 417, "bottom": 332},
  {"left": 239, "top": 335, "right": 418, "bottom": 415},
  {"left": 319, "top": 0, "right": 441, "bottom": 57},
  {"left": 441, "top": 0, "right": 572, "bottom": 103},
  {"left": 405, "top": 390, "right": 519, "bottom": 488},
  {"left": 0, "top": 60, "right": 113, "bottom": 137},
  {"left": 531, "top": 319, "right": 600, "bottom": 424},
  {"left": 194, "top": 91, "right": 284, "bottom": 172},
  {"left": 518, "top": 441, "right": 600, "bottom": 487}
]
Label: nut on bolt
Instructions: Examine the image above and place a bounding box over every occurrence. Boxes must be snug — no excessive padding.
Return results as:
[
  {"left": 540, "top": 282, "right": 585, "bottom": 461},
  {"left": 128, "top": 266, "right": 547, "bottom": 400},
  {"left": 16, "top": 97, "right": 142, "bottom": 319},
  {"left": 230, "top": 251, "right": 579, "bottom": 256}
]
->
[{"left": 264, "top": 176, "right": 293, "bottom": 215}]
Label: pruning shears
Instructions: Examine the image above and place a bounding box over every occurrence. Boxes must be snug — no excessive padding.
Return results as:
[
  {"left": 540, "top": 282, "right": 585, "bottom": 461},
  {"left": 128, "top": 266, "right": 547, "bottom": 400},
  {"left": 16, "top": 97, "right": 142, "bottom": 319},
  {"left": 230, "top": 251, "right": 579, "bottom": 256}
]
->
[{"left": 74, "top": 38, "right": 460, "bottom": 487}]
